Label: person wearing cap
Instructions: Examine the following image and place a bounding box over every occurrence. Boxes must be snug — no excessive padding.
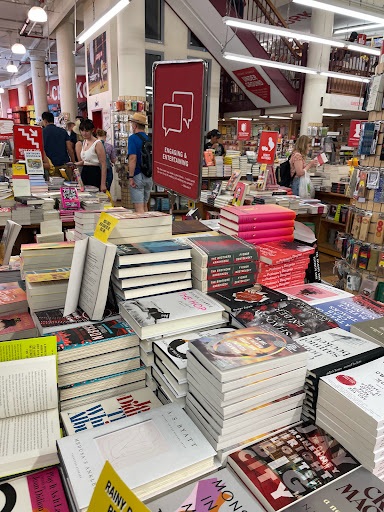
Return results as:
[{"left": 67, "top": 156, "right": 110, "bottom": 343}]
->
[
  {"left": 128, "top": 112, "right": 151, "bottom": 213},
  {"left": 204, "top": 129, "right": 225, "bottom": 156}
]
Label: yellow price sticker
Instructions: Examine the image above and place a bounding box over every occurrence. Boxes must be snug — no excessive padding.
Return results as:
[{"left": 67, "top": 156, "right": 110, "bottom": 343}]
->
[
  {"left": 94, "top": 212, "right": 119, "bottom": 243},
  {"left": 88, "top": 461, "right": 150, "bottom": 512},
  {"left": 12, "top": 164, "right": 26, "bottom": 175}
]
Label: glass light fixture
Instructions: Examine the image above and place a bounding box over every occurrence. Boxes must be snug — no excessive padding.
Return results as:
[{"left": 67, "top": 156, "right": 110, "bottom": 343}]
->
[
  {"left": 11, "top": 40, "right": 26, "bottom": 54},
  {"left": 28, "top": 6, "right": 48, "bottom": 22},
  {"left": 6, "top": 62, "right": 18, "bottom": 73}
]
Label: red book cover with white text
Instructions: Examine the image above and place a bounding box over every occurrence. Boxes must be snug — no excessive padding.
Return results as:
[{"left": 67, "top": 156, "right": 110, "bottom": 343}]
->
[
  {"left": 258, "top": 240, "right": 315, "bottom": 265},
  {"left": 220, "top": 205, "right": 296, "bottom": 224}
]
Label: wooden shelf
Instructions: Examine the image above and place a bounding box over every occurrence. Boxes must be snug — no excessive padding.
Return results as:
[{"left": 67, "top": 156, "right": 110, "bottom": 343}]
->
[
  {"left": 320, "top": 218, "right": 347, "bottom": 226},
  {"left": 318, "top": 242, "right": 342, "bottom": 258}
]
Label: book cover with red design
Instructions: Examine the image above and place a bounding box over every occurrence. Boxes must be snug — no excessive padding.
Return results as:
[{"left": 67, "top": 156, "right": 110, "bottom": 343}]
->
[
  {"left": 187, "top": 235, "right": 258, "bottom": 268},
  {"left": 220, "top": 205, "right": 296, "bottom": 224},
  {"left": 234, "top": 299, "right": 338, "bottom": 340},
  {"left": 228, "top": 423, "right": 359, "bottom": 512},
  {"left": 0, "top": 312, "right": 35, "bottom": 334},
  {"left": 258, "top": 240, "right": 315, "bottom": 265}
]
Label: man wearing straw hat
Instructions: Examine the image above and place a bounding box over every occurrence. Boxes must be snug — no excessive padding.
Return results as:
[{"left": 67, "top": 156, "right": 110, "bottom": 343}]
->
[{"left": 128, "top": 112, "right": 152, "bottom": 213}]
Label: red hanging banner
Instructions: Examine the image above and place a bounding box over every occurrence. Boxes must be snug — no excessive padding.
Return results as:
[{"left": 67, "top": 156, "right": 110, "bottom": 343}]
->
[
  {"left": 237, "top": 119, "right": 251, "bottom": 141},
  {"left": 152, "top": 60, "right": 208, "bottom": 201},
  {"left": 233, "top": 67, "right": 271, "bottom": 103},
  {"left": 257, "top": 131, "right": 279, "bottom": 164}
]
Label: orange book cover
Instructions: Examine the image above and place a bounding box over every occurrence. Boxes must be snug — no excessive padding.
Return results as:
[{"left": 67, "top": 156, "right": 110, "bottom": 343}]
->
[
  {"left": 0, "top": 282, "right": 27, "bottom": 305},
  {"left": 0, "top": 312, "right": 35, "bottom": 335},
  {"left": 204, "top": 150, "right": 215, "bottom": 166}
]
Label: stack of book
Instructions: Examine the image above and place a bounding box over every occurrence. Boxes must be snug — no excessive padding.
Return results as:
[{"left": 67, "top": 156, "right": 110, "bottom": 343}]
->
[
  {"left": 219, "top": 205, "right": 296, "bottom": 245},
  {"left": 0, "top": 255, "right": 21, "bottom": 282},
  {"left": 57, "top": 403, "right": 216, "bottom": 507},
  {"left": 352, "top": 316, "right": 384, "bottom": 345},
  {"left": 12, "top": 204, "right": 32, "bottom": 225},
  {"left": 256, "top": 240, "right": 315, "bottom": 288},
  {"left": 317, "top": 357, "right": 384, "bottom": 476},
  {"left": 105, "top": 211, "right": 173, "bottom": 245},
  {"left": 0, "top": 207, "right": 11, "bottom": 226},
  {"left": 297, "top": 328, "right": 384, "bottom": 421},
  {"left": 216, "top": 155, "right": 224, "bottom": 176},
  {"left": 26, "top": 278, "right": 68, "bottom": 312},
  {"left": 331, "top": 182, "right": 347, "bottom": 194},
  {"left": 224, "top": 163, "right": 232, "bottom": 177},
  {"left": 20, "top": 241, "right": 75, "bottom": 275},
  {"left": 36, "top": 218, "right": 64, "bottom": 243},
  {"left": 227, "top": 423, "right": 360, "bottom": 512},
  {"left": 112, "top": 240, "right": 192, "bottom": 301},
  {"left": 186, "top": 234, "right": 258, "bottom": 293},
  {"left": 29, "top": 174, "right": 48, "bottom": 195},
  {"left": 0, "top": 311, "right": 37, "bottom": 340},
  {"left": 185, "top": 325, "right": 307, "bottom": 458},
  {"left": 0, "top": 281, "right": 28, "bottom": 314},
  {"left": 52, "top": 317, "right": 146, "bottom": 410}
]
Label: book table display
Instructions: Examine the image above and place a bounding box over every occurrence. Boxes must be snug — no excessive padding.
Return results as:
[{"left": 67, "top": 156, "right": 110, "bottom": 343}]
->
[{"left": 2, "top": 206, "right": 384, "bottom": 512}]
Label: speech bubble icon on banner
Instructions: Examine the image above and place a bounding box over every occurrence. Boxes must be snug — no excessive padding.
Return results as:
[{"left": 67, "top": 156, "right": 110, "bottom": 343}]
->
[
  {"left": 162, "top": 103, "right": 183, "bottom": 137},
  {"left": 172, "top": 91, "right": 194, "bottom": 129}
]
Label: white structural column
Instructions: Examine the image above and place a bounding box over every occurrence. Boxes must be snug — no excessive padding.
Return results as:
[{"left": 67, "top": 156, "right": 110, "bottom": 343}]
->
[
  {"left": 117, "top": 0, "right": 145, "bottom": 96},
  {"left": 30, "top": 54, "right": 48, "bottom": 120},
  {"left": 300, "top": 9, "right": 334, "bottom": 135},
  {"left": 0, "top": 89, "right": 10, "bottom": 117},
  {"left": 56, "top": 22, "right": 77, "bottom": 120},
  {"left": 17, "top": 84, "right": 29, "bottom": 107}
]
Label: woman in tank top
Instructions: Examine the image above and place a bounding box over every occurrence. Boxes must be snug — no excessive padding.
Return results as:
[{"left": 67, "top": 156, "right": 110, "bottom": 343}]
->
[{"left": 75, "top": 119, "right": 107, "bottom": 191}]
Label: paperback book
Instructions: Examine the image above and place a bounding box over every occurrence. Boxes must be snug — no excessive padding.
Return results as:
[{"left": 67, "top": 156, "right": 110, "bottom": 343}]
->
[
  {"left": 0, "top": 312, "right": 37, "bottom": 341},
  {"left": 211, "top": 284, "right": 287, "bottom": 314},
  {"left": 115, "top": 240, "right": 191, "bottom": 266},
  {"left": 351, "top": 316, "right": 384, "bottom": 346},
  {"left": 279, "top": 282, "right": 352, "bottom": 305},
  {"left": 186, "top": 235, "right": 258, "bottom": 267}
]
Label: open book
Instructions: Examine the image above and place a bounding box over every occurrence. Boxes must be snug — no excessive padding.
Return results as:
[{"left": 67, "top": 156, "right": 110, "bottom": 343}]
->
[
  {"left": 0, "top": 354, "right": 60, "bottom": 478},
  {"left": 0, "top": 219, "right": 21, "bottom": 265}
]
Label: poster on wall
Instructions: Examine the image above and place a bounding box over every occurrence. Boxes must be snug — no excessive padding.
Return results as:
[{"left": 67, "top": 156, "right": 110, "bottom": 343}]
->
[
  {"left": 257, "top": 131, "right": 279, "bottom": 164},
  {"left": 152, "top": 59, "right": 208, "bottom": 201},
  {"left": 237, "top": 119, "right": 251, "bottom": 141},
  {"left": 87, "top": 31, "right": 108, "bottom": 96},
  {"left": 348, "top": 120, "right": 367, "bottom": 147}
]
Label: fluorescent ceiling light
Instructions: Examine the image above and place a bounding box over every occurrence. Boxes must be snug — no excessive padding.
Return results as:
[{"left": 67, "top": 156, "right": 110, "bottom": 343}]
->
[
  {"left": 230, "top": 116, "right": 253, "bottom": 120},
  {"left": 223, "top": 52, "right": 318, "bottom": 74},
  {"left": 77, "top": 0, "right": 130, "bottom": 44},
  {"left": 0, "top": 88, "right": 4, "bottom": 94},
  {"left": 292, "top": 0, "right": 384, "bottom": 25},
  {"left": 334, "top": 23, "right": 384, "bottom": 35},
  {"left": 347, "top": 44, "right": 380, "bottom": 56},
  {"left": 28, "top": 6, "right": 47, "bottom": 22},
  {"left": 11, "top": 42, "right": 26, "bottom": 54},
  {"left": 320, "top": 70, "right": 370, "bottom": 82},
  {"left": 260, "top": 115, "right": 268, "bottom": 118},
  {"left": 224, "top": 52, "right": 371, "bottom": 83},
  {"left": 268, "top": 115, "right": 291, "bottom": 119},
  {"left": 223, "top": 17, "right": 345, "bottom": 47},
  {"left": 6, "top": 62, "right": 18, "bottom": 73},
  {"left": 145, "top": 86, "right": 153, "bottom": 90},
  {"left": 323, "top": 113, "right": 342, "bottom": 116}
]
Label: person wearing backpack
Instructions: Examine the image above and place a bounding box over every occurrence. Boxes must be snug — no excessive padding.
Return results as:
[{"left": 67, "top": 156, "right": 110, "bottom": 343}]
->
[
  {"left": 128, "top": 112, "right": 152, "bottom": 213},
  {"left": 289, "top": 135, "right": 318, "bottom": 196}
]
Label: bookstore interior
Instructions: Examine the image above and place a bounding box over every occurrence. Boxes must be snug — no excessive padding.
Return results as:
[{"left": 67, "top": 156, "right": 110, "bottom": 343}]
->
[{"left": 4, "top": 0, "right": 384, "bottom": 511}]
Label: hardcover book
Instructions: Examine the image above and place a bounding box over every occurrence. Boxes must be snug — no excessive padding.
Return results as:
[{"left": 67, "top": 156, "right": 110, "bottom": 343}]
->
[
  {"left": 147, "top": 467, "right": 264, "bottom": 512},
  {"left": 188, "top": 325, "right": 307, "bottom": 381},
  {"left": 57, "top": 403, "right": 216, "bottom": 510},
  {"left": 192, "top": 261, "right": 256, "bottom": 281},
  {"left": 314, "top": 296, "right": 384, "bottom": 331},
  {"left": 279, "top": 282, "right": 353, "bottom": 305},
  {"left": 0, "top": 467, "right": 69, "bottom": 512},
  {"left": 257, "top": 240, "right": 315, "bottom": 265},
  {"left": 228, "top": 422, "right": 360, "bottom": 512},
  {"left": 186, "top": 235, "right": 258, "bottom": 268},
  {"left": 115, "top": 240, "right": 191, "bottom": 265},
  {"left": 220, "top": 204, "right": 296, "bottom": 224},
  {"left": 61, "top": 387, "right": 161, "bottom": 435},
  {"left": 119, "top": 289, "right": 224, "bottom": 339},
  {"left": 234, "top": 299, "right": 338, "bottom": 340},
  {"left": 211, "top": 284, "right": 287, "bottom": 313}
]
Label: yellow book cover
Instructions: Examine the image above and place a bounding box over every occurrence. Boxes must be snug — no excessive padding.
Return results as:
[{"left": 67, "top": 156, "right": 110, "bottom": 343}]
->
[
  {"left": 0, "top": 335, "right": 57, "bottom": 362},
  {"left": 25, "top": 268, "right": 71, "bottom": 282},
  {"left": 12, "top": 163, "right": 26, "bottom": 175}
]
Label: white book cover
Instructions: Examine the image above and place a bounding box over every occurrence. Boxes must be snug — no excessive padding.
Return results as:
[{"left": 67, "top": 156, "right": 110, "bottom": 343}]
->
[
  {"left": 61, "top": 387, "right": 161, "bottom": 435},
  {"left": 147, "top": 467, "right": 264, "bottom": 512},
  {"left": 154, "top": 327, "right": 236, "bottom": 371},
  {"left": 57, "top": 403, "right": 216, "bottom": 511},
  {"left": 320, "top": 356, "right": 384, "bottom": 424},
  {"left": 298, "top": 328, "right": 384, "bottom": 375}
]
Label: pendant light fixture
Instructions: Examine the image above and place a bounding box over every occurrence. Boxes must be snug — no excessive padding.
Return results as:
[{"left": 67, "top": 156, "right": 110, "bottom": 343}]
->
[
  {"left": 0, "top": 88, "right": 4, "bottom": 94},
  {"left": 6, "top": 62, "right": 18, "bottom": 73},
  {"left": 11, "top": 39, "right": 26, "bottom": 54},
  {"left": 28, "top": 6, "right": 48, "bottom": 23}
]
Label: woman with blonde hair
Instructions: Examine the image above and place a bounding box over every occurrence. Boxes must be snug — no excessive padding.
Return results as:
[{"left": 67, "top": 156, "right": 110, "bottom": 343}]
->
[{"left": 290, "top": 135, "right": 317, "bottom": 196}]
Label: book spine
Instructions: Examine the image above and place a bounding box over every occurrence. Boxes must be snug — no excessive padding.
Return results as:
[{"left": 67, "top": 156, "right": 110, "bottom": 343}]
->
[{"left": 236, "top": 212, "right": 296, "bottom": 223}]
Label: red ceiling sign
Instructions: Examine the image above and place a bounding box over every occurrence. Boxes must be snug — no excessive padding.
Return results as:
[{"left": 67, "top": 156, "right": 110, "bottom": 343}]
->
[
  {"left": 237, "top": 119, "right": 251, "bottom": 141},
  {"left": 13, "top": 125, "right": 43, "bottom": 160},
  {"left": 257, "top": 131, "right": 279, "bottom": 164},
  {"left": 152, "top": 60, "right": 207, "bottom": 201},
  {"left": 233, "top": 67, "right": 271, "bottom": 103}
]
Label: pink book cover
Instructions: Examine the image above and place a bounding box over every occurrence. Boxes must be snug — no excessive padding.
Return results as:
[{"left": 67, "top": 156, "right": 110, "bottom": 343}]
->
[
  {"left": 220, "top": 219, "right": 295, "bottom": 232},
  {"left": 237, "top": 227, "right": 294, "bottom": 240},
  {"left": 0, "top": 208, "right": 11, "bottom": 213},
  {"left": 61, "top": 187, "right": 80, "bottom": 210},
  {"left": 220, "top": 204, "right": 296, "bottom": 223},
  {"left": 21, "top": 241, "right": 75, "bottom": 250},
  {"left": 247, "top": 234, "right": 294, "bottom": 245},
  {"left": 0, "top": 312, "right": 35, "bottom": 334},
  {"left": 27, "top": 467, "right": 69, "bottom": 511},
  {"left": 278, "top": 283, "right": 343, "bottom": 303}
]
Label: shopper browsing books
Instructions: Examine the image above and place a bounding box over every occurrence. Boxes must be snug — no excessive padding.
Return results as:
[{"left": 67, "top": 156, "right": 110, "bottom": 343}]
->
[
  {"left": 290, "top": 135, "right": 317, "bottom": 196},
  {"left": 75, "top": 119, "right": 107, "bottom": 192},
  {"left": 128, "top": 112, "right": 152, "bottom": 213},
  {"left": 42, "top": 112, "right": 76, "bottom": 177},
  {"left": 204, "top": 129, "right": 225, "bottom": 156}
]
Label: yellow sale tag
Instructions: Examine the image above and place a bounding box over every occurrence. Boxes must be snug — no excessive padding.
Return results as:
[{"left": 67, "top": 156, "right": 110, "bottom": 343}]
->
[
  {"left": 260, "top": 164, "right": 267, "bottom": 171},
  {"left": 106, "top": 190, "right": 114, "bottom": 207},
  {"left": 188, "top": 200, "right": 195, "bottom": 208},
  {"left": 94, "top": 212, "right": 119, "bottom": 243},
  {"left": 12, "top": 164, "right": 26, "bottom": 175},
  {"left": 88, "top": 461, "right": 150, "bottom": 512}
]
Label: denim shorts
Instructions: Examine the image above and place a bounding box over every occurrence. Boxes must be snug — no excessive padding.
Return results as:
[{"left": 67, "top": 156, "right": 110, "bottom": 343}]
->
[{"left": 130, "top": 173, "right": 153, "bottom": 204}]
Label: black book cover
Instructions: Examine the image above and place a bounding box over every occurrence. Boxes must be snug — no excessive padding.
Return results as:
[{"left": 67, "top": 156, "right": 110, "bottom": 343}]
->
[
  {"left": 211, "top": 284, "right": 287, "bottom": 313},
  {"left": 190, "top": 235, "right": 258, "bottom": 267}
]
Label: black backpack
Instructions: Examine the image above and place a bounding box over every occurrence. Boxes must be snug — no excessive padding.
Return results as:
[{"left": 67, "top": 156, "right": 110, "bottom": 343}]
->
[
  {"left": 276, "top": 155, "right": 294, "bottom": 187},
  {"left": 136, "top": 133, "right": 152, "bottom": 178}
]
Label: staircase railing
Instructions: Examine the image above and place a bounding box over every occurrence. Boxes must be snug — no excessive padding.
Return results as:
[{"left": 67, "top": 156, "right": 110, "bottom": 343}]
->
[{"left": 327, "top": 48, "right": 377, "bottom": 95}]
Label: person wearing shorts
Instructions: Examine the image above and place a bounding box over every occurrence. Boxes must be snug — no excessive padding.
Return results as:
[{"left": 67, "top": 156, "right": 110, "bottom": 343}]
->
[{"left": 128, "top": 112, "right": 152, "bottom": 213}]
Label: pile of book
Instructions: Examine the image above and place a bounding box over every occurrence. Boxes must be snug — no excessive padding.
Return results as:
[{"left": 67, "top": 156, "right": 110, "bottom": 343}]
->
[
  {"left": 106, "top": 211, "right": 173, "bottom": 245},
  {"left": 23, "top": 268, "right": 70, "bottom": 312},
  {"left": 331, "top": 181, "right": 347, "bottom": 194},
  {"left": 185, "top": 325, "right": 307, "bottom": 460},
  {"left": 20, "top": 241, "right": 75, "bottom": 275},
  {"left": 0, "top": 280, "right": 28, "bottom": 315},
  {"left": 36, "top": 218, "right": 64, "bottom": 243},
  {"left": 119, "top": 289, "right": 226, "bottom": 404},
  {"left": 0, "top": 207, "right": 11, "bottom": 226},
  {"left": 52, "top": 316, "right": 146, "bottom": 411},
  {"left": 219, "top": 205, "right": 296, "bottom": 245},
  {"left": 256, "top": 240, "right": 315, "bottom": 288},
  {"left": 29, "top": 174, "right": 48, "bottom": 195},
  {"left": 297, "top": 328, "right": 384, "bottom": 421},
  {"left": 186, "top": 234, "right": 258, "bottom": 293},
  {"left": 317, "top": 357, "right": 384, "bottom": 477},
  {"left": 112, "top": 239, "right": 192, "bottom": 301}
]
